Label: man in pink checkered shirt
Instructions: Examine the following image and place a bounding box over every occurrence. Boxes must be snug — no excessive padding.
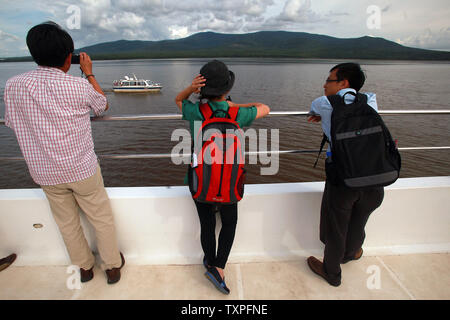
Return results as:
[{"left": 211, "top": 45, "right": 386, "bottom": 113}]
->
[{"left": 4, "top": 22, "right": 125, "bottom": 284}]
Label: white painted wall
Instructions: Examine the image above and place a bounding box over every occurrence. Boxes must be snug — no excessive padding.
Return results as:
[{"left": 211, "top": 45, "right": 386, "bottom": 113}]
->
[{"left": 0, "top": 177, "right": 449, "bottom": 266}]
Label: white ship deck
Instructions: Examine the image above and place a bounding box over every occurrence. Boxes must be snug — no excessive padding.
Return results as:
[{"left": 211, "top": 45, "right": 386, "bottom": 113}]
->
[
  {"left": 0, "top": 176, "right": 449, "bottom": 300},
  {"left": 0, "top": 253, "right": 448, "bottom": 300}
]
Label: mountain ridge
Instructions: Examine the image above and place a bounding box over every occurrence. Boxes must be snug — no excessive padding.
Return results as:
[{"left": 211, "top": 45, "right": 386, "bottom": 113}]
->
[
  {"left": 74, "top": 31, "right": 450, "bottom": 60},
  {"left": 3, "top": 31, "right": 450, "bottom": 61}
]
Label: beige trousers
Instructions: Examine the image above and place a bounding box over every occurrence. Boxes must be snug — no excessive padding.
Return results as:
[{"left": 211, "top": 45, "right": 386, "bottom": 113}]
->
[{"left": 41, "top": 164, "right": 121, "bottom": 270}]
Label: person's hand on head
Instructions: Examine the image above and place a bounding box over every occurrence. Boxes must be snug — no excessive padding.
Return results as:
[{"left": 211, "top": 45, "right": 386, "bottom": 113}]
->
[{"left": 191, "top": 74, "right": 206, "bottom": 93}]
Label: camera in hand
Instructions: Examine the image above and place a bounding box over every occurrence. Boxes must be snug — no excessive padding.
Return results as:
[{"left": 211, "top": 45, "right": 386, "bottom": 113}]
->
[{"left": 71, "top": 54, "right": 80, "bottom": 64}]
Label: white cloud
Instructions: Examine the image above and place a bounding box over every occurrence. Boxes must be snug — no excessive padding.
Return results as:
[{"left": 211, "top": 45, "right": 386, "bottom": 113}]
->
[
  {"left": 0, "top": 29, "right": 27, "bottom": 57},
  {"left": 0, "top": 30, "right": 20, "bottom": 42},
  {"left": 0, "top": 0, "right": 449, "bottom": 56},
  {"left": 169, "top": 26, "right": 189, "bottom": 39},
  {"left": 232, "top": 0, "right": 274, "bottom": 16},
  {"left": 278, "top": 0, "right": 322, "bottom": 23},
  {"left": 196, "top": 13, "right": 245, "bottom": 33},
  {"left": 115, "top": 0, "right": 163, "bottom": 10},
  {"left": 397, "top": 28, "right": 450, "bottom": 50},
  {"left": 97, "top": 12, "right": 146, "bottom": 32}
]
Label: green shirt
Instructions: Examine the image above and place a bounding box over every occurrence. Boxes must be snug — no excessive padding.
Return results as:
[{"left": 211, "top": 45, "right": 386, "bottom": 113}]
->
[{"left": 181, "top": 99, "right": 257, "bottom": 184}]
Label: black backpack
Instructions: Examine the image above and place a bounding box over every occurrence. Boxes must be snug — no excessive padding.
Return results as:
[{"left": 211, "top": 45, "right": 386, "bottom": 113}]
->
[{"left": 315, "top": 91, "right": 401, "bottom": 189}]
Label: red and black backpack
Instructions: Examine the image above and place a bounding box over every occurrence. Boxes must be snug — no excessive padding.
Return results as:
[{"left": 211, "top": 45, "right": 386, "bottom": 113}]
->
[{"left": 188, "top": 102, "right": 246, "bottom": 204}]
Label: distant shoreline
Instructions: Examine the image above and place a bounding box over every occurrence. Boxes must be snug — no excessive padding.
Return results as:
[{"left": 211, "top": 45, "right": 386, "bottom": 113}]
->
[{"left": 2, "top": 56, "right": 450, "bottom": 63}]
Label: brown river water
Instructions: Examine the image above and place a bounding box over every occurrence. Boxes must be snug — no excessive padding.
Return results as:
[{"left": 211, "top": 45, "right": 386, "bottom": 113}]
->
[{"left": 1, "top": 58, "right": 449, "bottom": 189}]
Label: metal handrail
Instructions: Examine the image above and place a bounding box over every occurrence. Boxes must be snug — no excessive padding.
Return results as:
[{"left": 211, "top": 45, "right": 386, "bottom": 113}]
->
[
  {"left": 95, "top": 147, "right": 450, "bottom": 160},
  {"left": 0, "top": 109, "right": 449, "bottom": 161},
  {"left": 1, "top": 109, "right": 450, "bottom": 123},
  {"left": 59, "top": 109, "right": 450, "bottom": 121},
  {"left": 1, "top": 147, "right": 449, "bottom": 161}
]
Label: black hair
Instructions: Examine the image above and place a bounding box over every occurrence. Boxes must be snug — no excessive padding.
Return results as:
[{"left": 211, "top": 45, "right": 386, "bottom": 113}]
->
[
  {"left": 26, "top": 21, "right": 74, "bottom": 67},
  {"left": 330, "top": 63, "right": 366, "bottom": 92},
  {"left": 199, "top": 93, "right": 223, "bottom": 101}
]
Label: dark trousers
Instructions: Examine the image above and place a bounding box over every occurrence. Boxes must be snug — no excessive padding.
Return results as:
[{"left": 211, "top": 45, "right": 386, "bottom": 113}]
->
[
  {"left": 320, "top": 180, "right": 384, "bottom": 283},
  {"left": 194, "top": 200, "right": 238, "bottom": 269}
]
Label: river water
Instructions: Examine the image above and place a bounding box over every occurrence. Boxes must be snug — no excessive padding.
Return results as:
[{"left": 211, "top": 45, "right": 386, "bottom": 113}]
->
[{"left": 1, "top": 58, "right": 449, "bottom": 188}]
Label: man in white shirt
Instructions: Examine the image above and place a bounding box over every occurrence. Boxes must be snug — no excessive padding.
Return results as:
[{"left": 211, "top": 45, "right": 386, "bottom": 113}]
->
[{"left": 306, "top": 63, "right": 384, "bottom": 287}]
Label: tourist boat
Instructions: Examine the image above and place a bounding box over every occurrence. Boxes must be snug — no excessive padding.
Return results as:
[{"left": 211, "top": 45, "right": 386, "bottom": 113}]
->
[{"left": 113, "top": 74, "right": 162, "bottom": 92}]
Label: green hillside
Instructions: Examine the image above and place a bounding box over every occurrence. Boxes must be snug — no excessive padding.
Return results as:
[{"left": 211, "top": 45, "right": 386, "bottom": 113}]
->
[{"left": 3, "top": 31, "right": 450, "bottom": 61}]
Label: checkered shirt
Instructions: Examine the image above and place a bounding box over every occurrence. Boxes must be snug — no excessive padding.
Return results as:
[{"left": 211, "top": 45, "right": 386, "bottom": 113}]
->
[{"left": 4, "top": 66, "right": 107, "bottom": 185}]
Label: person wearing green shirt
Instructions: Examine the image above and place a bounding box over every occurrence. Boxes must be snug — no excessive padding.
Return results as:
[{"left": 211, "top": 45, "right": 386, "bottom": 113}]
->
[{"left": 175, "top": 60, "right": 270, "bottom": 294}]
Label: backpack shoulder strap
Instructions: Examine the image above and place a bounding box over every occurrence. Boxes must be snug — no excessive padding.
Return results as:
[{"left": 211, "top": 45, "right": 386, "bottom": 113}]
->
[
  {"left": 227, "top": 106, "right": 239, "bottom": 121},
  {"left": 328, "top": 92, "right": 367, "bottom": 107},
  {"left": 199, "top": 102, "right": 213, "bottom": 120},
  {"left": 326, "top": 94, "right": 343, "bottom": 108},
  {"left": 356, "top": 92, "right": 368, "bottom": 104},
  {"left": 313, "top": 133, "right": 329, "bottom": 168},
  {"left": 342, "top": 90, "right": 357, "bottom": 102}
]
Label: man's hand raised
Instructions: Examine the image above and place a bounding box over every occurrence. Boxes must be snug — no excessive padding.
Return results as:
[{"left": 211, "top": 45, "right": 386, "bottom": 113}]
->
[{"left": 79, "top": 52, "right": 93, "bottom": 76}]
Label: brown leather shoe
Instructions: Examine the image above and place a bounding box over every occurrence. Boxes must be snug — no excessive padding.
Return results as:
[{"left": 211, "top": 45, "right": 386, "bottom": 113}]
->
[
  {"left": 80, "top": 266, "right": 94, "bottom": 283},
  {"left": 307, "top": 256, "right": 341, "bottom": 287},
  {"left": 342, "top": 248, "right": 363, "bottom": 264},
  {"left": 105, "top": 252, "right": 125, "bottom": 284},
  {"left": 0, "top": 253, "right": 17, "bottom": 272}
]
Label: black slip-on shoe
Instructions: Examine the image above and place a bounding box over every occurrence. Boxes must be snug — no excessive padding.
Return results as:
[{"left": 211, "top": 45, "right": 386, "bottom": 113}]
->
[{"left": 204, "top": 266, "right": 230, "bottom": 295}]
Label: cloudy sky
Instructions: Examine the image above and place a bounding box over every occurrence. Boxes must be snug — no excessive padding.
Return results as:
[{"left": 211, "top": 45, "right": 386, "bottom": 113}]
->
[{"left": 0, "top": 0, "right": 449, "bottom": 57}]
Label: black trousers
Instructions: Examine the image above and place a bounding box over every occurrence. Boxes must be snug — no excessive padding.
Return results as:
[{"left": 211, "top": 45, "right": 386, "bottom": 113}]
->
[
  {"left": 320, "top": 180, "right": 384, "bottom": 283},
  {"left": 194, "top": 200, "right": 238, "bottom": 269}
]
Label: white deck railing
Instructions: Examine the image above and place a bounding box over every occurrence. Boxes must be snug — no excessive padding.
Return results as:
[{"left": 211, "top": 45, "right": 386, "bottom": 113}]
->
[
  {"left": 0, "top": 177, "right": 449, "bottom": 266},
  {"left": 1, "top": 110, "right": 450, "bottom": 160}
]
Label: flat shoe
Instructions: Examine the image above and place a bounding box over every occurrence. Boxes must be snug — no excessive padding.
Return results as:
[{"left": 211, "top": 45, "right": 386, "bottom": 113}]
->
[
  {"left": 204, "top": 266, "right": 230, "bottom": 295},
  {"left": 0, "top": 253, "right": 17, "bottom": 272}
]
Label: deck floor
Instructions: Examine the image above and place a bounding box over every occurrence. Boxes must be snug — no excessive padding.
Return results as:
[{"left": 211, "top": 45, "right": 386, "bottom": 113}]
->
[{"left": 0, "top": 253, "right": 448, "bottom": 300}]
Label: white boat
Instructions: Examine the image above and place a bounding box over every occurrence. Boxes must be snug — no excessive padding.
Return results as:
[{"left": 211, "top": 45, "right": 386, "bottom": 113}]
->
[{"left": 113, "top": 74, "right": 162, "bottom": 92}]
